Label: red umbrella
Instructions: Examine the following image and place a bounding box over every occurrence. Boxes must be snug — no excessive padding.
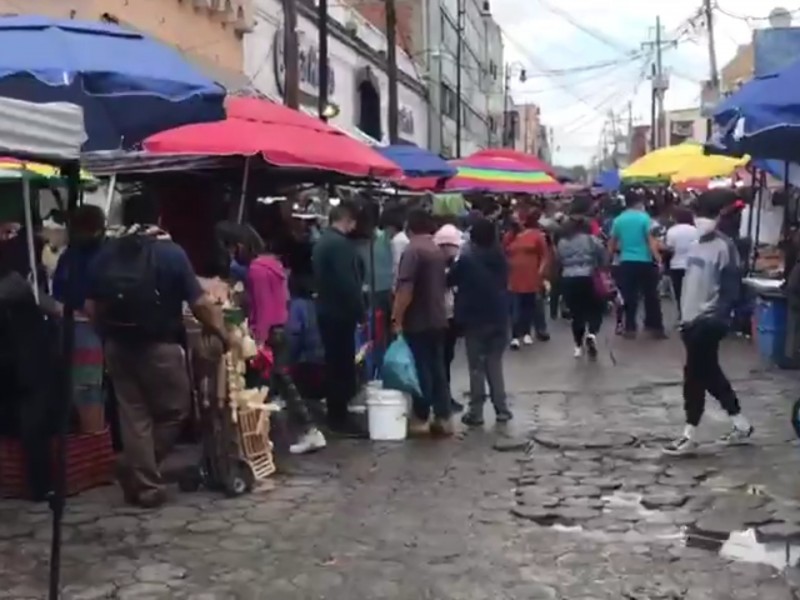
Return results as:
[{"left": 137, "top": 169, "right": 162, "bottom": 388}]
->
[
  {"left": 469, "top": 148, "right": 557, "bottom": 176},
  {"left": 144, "top": 96, "right": 402, "bottom": 179}
]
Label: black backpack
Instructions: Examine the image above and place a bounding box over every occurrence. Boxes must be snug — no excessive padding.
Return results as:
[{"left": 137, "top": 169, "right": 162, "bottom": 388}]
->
[{"left": 95, "top": 236, "right": 170, "bottom": 342}]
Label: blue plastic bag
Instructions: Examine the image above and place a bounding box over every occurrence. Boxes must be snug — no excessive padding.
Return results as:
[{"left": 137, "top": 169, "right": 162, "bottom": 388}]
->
[{"left": 381, "top": 335, "right": 421, "bottom": 397}]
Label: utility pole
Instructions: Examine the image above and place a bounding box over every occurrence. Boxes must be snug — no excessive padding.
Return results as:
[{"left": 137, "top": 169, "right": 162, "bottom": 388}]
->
[
  {"left": 502, "top": 65, "right": 510, "bottom": 147},
  {"left": 386, "top": 0, "right": 399, "bottom": 143},
  {"left": 703, "top": 0, "right": 720, "bottom": 140},
  {"left": 317, "top": 0, "right": 329, "bottom": 120},
  {"left": 641, "top": 16, "right": 674, "bottom": 149},
  {"left": 609, "top": 109, "right": 619, "bottom": 167},
  {"left": 282, "top": 0, "right": 299, "bottom": 109},
  {"left": 650, "top": 65, "right": 657, "bottom": 150},
  {"left": 455, "top": 0, "right": 464, "bottom": 156}
]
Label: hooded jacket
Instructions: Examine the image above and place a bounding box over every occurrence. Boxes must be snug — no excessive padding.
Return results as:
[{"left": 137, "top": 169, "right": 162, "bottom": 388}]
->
[
  {"left": 448, "top": 243, "right": 509, "bottom": 329},
  {"left": 247, "top": 254, "right": 289, "bottom": 345}
]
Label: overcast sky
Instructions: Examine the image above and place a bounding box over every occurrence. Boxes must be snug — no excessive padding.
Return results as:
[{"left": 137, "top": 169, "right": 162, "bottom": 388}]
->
[{"left": 492, "top": 0, "right": 795, "bottom": 166}]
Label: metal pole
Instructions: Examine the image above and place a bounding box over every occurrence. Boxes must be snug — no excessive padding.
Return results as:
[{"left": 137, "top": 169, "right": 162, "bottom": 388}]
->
[
  {"left": 650, "top": 64, "right": 657, "bottom": 151},
  {"left": 318, "top": 0, "right": 329, "bottom": 121},
  {"left": 283, "top": 0, "right": 300, "bottom": 109},
  {"left": 386, "top": 0, "right": 399, "bottom": 143},
  {"left": 703, "top": 0, "right": 719, "bottom": 140},
  {"left": 21, "top": 167, "right": 39, "bottom": 304},
  {"left": 502, "top": 65, "right": 510, "bottom": 147},
  {"left": 655, "top": 16, "right": 664, "bottom": 148},
  {"left": 455, "top": 0, "right": 463, "bottom": 156},
  {"left": 237, "top": 157, "right": 251, "bottom": 223}
]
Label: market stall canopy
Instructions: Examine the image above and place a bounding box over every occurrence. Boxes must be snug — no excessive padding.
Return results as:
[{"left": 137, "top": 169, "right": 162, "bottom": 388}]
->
[
  {"left": 595, "top": 169, "right": 621, "bottom": 192},
  {"left": 143, "top": 96, "right": 402, "bottom": 180},
  {"left": 469, "top": 148, "right": 557, "bottom": 176},
  {"left": 0, "top": 156, "right": 94, "bottom": 181},
  {"left": 444, "top": 155, "right": 564, "bottom": 194},
  {"left": 712, "top": 56, "right": 800, "bottom": 162},
  {"left": 376, "top": 144, "right": 456, "bottom": 178},
  {"left": 0, "top": 97, "right": 85, "bottom": 163},
  {"left": 621, "top": 143, "right": 747, "bottom": 183},
  {"left": 0, "top": 15, "right": 225, "bottom": 151}
]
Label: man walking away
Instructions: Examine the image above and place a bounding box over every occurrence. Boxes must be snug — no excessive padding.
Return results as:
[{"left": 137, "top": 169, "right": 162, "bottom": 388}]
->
[
  {"left": 450, "top": 218, "right": 512, "bottom": 426},
  {"left": 312, "top": 201, "right": 365, "bottom": 437},
  {"left": 86, "top": 195, "right": 230, "bottom": 508},
  {"left": 392, "top": 209, "right": 452, "bottom": 436},
  {"left": 662, "top": 190, "right": 753, "bottom": 456},
  {"left": 609, "top": 191, "right": 666, "bottom": 338}
]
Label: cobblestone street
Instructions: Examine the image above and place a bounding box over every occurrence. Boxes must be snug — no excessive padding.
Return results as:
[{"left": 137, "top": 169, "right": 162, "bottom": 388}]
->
[{"left": 3, "top": 319, "right": 800, "bottom": 599}]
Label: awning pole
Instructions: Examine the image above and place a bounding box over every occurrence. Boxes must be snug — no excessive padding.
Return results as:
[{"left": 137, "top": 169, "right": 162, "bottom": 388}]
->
[
  {"left": 104, "top": 173, "right": 117, "bottom": 216},
  {"left": 21, "top": 165, "right": 39, "bottom": 303},
  {"left": 237, "top": 157, "right": 251, "bottom": 224}
]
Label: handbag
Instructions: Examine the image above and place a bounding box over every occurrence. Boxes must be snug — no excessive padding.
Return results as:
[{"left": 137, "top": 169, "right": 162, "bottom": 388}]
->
[{"left": 592, "top": 267, "right": 616, "bottom": 300}]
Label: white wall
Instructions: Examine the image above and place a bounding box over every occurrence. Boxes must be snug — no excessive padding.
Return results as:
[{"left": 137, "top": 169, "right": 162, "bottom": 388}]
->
[{"left": 244, "top": 0, "right": 428, "bottom": 148}]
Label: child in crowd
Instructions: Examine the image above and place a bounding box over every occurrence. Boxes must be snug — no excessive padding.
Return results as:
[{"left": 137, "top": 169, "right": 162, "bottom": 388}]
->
[{"left": 286, "top": 275, "right": 326, "bottom": 401}]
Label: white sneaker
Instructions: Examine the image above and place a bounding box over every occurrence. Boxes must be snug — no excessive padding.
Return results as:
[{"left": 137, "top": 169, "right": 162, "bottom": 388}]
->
[
  {"left": 289, "top": 428, "right": 327, "bottom": 455},
  {"left": 510, "top": 338, "right": 521, "bottom": 350},
  {"left": 585, "top": 334, "right": 598, "bottom": 359},
  {"left": 662, "top": 436, "right": 698, "bottom": 456},
  {"left": 522, "top": 334, "right": 534, "bottom": 346},
  {"left": 573, "top": 346, "right": 583, "bottom": 358},
  {"left": 719, "top": 425, "right": 754, "bottom": 446}
]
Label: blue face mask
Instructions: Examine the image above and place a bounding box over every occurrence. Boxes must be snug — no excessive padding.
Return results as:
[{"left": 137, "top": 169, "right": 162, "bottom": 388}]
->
[{"left": 229, "top": 259, "right": 248, "bottom": 281}]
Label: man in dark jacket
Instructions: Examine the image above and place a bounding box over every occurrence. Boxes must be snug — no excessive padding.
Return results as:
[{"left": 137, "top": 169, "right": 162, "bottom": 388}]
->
[
  {"left": 448, "top": 218, "right": 512, "bottom": 426},
  {"left": 312, "top": 201, "right": 365, "bottom": 436}
]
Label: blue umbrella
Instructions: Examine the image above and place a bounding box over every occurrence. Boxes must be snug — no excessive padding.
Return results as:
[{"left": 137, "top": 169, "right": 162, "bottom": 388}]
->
[
  {"left": 377, "top": 144, "right": 457, "bottom": 178},
  {"left": 712, "top": 56, "right": 800, "bottom": 162},
  {"left": 0, "top": 16, "right": 226, "bottom": 150}
]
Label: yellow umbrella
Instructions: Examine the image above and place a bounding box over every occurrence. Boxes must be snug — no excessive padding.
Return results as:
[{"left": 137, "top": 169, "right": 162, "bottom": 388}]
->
[
  {"left": 0, "top": 156, "right": 94, "bottom": 181},
  {"left": 621, "top": 143, "right": 747, "bottom": 182}
]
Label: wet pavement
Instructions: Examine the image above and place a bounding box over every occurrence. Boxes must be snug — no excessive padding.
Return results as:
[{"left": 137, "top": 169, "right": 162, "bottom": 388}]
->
[{"left": 3, "top": 315, "right": 800, "bottom": 599}]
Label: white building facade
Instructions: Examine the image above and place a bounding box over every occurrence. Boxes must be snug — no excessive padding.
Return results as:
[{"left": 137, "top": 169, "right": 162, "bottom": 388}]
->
[{"left": 244, "top": 0, "right": 429, "bottom": 148}]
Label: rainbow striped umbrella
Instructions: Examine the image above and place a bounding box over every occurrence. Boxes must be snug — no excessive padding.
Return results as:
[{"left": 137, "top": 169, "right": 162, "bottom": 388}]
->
[
  {"left": 0, "top": 157, "right": 94, "bottom": 181},
  {"left": 444, "top": 155, "right": 564, "bottom": 194}
]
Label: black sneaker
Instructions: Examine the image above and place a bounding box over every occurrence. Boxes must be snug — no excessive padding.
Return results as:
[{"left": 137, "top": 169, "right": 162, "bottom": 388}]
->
[
  {"left": 461, "top": 412, "right": 485, "bottom": 427},
  {"left": 661, "top": 436, "right": 698, "bottom": 456},
  {"left": 326, "top": 420, "right": 368, "bottom": 439},
  {"left": 495, "top": 409, "right": 514, "bottom": 424},
  {"left": 536, "top": 332, "right": 551, "bottom": 342},
  {"left": 719, "top": 425, "right": 754, "bottom": 446}
]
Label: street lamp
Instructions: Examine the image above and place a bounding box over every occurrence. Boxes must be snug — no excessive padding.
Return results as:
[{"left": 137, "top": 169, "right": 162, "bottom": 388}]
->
[{"left": 503, "top": 62, "right": 527, "bottom": 147}]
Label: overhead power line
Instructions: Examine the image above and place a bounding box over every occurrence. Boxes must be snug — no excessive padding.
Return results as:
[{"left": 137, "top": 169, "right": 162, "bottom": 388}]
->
[{"left": 713, "top": 4, "right": 800, "bottom": 21}]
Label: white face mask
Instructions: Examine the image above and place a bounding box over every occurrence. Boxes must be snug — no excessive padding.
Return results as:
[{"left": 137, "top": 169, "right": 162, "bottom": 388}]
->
[{"left": 695, "top": 217, "right": 717, "bottom": 235}]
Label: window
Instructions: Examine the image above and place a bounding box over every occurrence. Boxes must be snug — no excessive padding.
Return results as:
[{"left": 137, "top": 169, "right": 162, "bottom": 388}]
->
[{"left": 440, "top": 84, "right": 457, "bottom": 120}]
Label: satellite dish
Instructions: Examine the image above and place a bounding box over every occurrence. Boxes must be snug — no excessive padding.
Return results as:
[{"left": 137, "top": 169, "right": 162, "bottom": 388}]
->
[{"left": 769, "top": 7, "right": 792, "bottom": 28}]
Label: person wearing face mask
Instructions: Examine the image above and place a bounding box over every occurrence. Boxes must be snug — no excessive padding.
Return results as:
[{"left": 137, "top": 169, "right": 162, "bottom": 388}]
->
[{"left": 662, "top": 190, "right": 753, "bottom": 456}]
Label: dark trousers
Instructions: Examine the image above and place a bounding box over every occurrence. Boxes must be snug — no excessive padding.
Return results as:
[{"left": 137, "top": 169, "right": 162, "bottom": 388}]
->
[
  {"left": 267, "top": 326, "right": 311, "bottom": 430},
  {"left": 318, "top": 314, "right": 358, "bottom": 426},
  {"left": 561, "top": 276, "right": 604, "bottom": 345},
  {"left": 669, "top": 269, "right": 685, "bottom": 319},
  {"left": 549, "top": 276, "right": 562, "bottom": 319},
  {"left": 511, "top": 292, "right": 548, "bottom": 338},
  {"left": 464, "top": 324, "right": 508, "bottom": 414},
  {"left": 443, "top": 318, "right": 459, "bottom": 399},
  {"left": 681, "top": 320, "right": 741, "bottom": 426},
  {"left": 616, "top": 261, "right": 664, "bottom": 333},
  {"left": 105, "top": 341, "right": 190, "bottom": 496},
  {"left": 405, "top": 329, "right": 451, "bottom": 421}
]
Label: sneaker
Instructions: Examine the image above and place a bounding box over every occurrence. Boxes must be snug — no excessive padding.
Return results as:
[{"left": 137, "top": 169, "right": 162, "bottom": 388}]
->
[
  {"left": 430, "top": 417, "right": 455, "bottom": 437},
  {"left": 662, "top": 436, "right": 698, "bottom": 456},
  {"left": 573, "top": 346, "right": 583, "bottom": 358},
  {"left": 510, "top": 338, "right": 521, "bottom": 350},
  {"left": 461, "top": 412, "right": 485, "bottom": 427},
  {"left": 536, "top": 332, "right": 551, "bottom": 342},
  {"left": 585, "top": 334, "right": 598, "bottom": 360},
  {"left": 289, "top": 428, "right": 327, "bottom": 454},
  {"left": 522, "top": 334, "right": 534, "bottom": 346},
  {"left": 719, "top": 425, "right": 754, "bottom": 446},
  {"left": 451, "top": 399, "right": 464, "bottom": 413},
  {"left": 495, "top": 409, "right": 513, "bottom": 424},
  {"left": 327, "top": 419, "right": 368, "bottom": 439},
  {"left": 408, "top": 416, "right": 431, "bottom": 436}
]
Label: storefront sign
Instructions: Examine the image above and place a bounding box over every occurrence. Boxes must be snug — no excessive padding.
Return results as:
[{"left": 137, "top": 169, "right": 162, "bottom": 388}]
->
[
  {"left": 399, "top": 106, "right": 414, "bottom": 136},
  {"left": 273, "top": 29, "right": 336, "bottom": 99}
]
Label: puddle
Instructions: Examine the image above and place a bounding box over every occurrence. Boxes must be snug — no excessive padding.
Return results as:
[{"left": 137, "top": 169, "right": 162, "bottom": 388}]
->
[{"left": 685, "top": 527, "right": 800, "bottom": 570}]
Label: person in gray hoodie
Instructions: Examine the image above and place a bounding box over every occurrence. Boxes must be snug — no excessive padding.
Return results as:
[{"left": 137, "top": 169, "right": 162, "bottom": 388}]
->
[{"left": 662, "top": 190, "right": 753, "bottom": 456}]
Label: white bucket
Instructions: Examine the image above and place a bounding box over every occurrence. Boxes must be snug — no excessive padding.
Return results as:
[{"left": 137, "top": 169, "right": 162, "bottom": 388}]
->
[{"left": 366, "top": 388, "right": 408, "bottom": 441}]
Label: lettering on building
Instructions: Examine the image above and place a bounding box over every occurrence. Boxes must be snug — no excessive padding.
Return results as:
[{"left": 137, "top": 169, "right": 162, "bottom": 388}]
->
[{"left": 273, "top": 29, "right": 335, "bottom": 99}]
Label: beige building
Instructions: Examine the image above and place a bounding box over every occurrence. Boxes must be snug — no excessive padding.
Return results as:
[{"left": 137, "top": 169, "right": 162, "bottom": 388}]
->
[
  {"left": 720, "top": 43, "right": 754, "bottom": 94},
  {"left": 665, "top": 107, "right": 705, "bottom": 145},
  {"left": 0, "top": 0, "right": 253, "bottom": 84},
  {"left": 509, "top": 102, "right": 551, "bottom": 162}
]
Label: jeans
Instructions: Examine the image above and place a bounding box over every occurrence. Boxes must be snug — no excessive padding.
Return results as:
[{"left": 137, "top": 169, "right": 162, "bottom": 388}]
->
[
  {"left": 669, "top": 269, "right": 685, "bottom": 320},
  {"left": 616, "top": 261, "right": 665, "bottom": 333},
  {"left": 443, "top": 319, "right": 460, "bottom": 399},
  {"left": 511, "top": 292, "right": 548, "bottom": 338},
  {"left": 404, "top": 329, "right": 451, "bottom": 421},
  {"left": 464, "top": 324, "right": 509, "bottom": 415},
  {"left": 681, "top": 320, "right": 741, "bottom": 427},
  {"left": 267, "top": 326, "right": 311, "bottom": 430},
  {"left": 318, "top": 314, "right": 358, "bottom": 426},
  {"left": 561, "top": 277, "right": 604, "bottom": 345}
]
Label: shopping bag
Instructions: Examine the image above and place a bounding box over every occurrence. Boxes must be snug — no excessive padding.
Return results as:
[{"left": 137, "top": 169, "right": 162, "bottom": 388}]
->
[
  {"left": 381, "top": 335, "right": 422, "bottom": 397},
  {"left": 592, "top": 268, "right": 616, "bottom": 300}
]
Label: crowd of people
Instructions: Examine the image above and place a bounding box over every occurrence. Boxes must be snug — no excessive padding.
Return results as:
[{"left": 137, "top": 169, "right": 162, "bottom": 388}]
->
[{"left": 0, "top": 184, "right": 758, "bottom": 508}]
